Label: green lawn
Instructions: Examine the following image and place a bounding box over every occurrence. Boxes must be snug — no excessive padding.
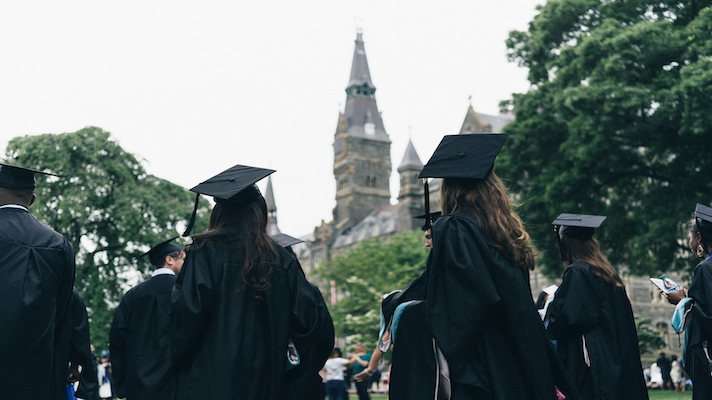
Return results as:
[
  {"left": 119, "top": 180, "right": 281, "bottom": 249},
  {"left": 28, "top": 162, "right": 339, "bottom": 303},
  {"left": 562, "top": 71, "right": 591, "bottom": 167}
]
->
[{"left": 361, "top": 389, "right": 691, "bottom": 400}]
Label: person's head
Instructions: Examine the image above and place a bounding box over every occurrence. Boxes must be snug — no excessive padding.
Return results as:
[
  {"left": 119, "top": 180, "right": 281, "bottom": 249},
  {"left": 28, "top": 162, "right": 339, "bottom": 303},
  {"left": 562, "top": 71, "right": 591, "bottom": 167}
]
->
[
  {"left": 0, "top": 187, "right": 35, "bottom": 208},
  {"left": 423, "top": 228, "right": 433, "bottom": 248},
  {"left": 671, "top": 355, "right": 678, "bottom": 362},
  {"left": 355, "top": 343, "right": 365, "bottom": 353},
  {"left": 689, "top": 219, "right": 712, "bottom": 259},
  {"left": 162, "top": 250, "right": 186, "bottom": 274},
  {"left": 559, "top": 233, "right": 623, "bottom": 289},
  {"left": 330, "top": 348, "right": 342, "bottom": 358},
  {"left": 193, "top": 196, "right": 275, "bottom": 301},
  {"left": 440, "top": 172, "right": 535, "bottom": 271}
]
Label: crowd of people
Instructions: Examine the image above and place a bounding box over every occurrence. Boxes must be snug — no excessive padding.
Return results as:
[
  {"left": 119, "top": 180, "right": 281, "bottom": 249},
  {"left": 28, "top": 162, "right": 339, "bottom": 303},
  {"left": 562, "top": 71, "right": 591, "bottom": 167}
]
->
[{"left": 3, "top": 132, "right": 712, "bottom": 400}]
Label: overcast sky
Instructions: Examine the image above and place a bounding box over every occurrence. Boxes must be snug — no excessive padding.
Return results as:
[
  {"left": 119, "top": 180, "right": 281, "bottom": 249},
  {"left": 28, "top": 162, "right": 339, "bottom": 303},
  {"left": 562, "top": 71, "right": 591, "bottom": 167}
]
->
[{"left": 0, "top": 0, "right": 542, "bottom": 237}]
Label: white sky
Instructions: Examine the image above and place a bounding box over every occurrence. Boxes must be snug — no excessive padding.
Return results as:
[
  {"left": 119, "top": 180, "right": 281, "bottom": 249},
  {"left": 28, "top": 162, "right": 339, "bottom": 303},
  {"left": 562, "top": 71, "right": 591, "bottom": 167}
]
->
[{"left": 0, "top": 0, "right": 541, "bottom": 237}]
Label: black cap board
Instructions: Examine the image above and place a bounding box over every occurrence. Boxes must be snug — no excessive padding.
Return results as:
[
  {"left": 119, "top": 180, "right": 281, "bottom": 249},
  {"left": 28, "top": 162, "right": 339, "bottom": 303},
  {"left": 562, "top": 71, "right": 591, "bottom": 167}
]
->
[
  {"left": 418, "top": 134, "right": 508, "bottom": 179},
  {"left": 415, "top": 211, "right": 441, "bottom": 231},
  {"left": 694, "top": 204, "right": 712, "bottom": 233},
  {"left": 551, "top": 213, "right": 607, "bottom": 241},
  {"left": 182, "top": 164, "right": 275, "bottom": 237},
  {"left": 271, "top": 233, "right": 305, "bottom": 248},
  {"left": 190, "top": 164, "right": 275, "bottom": 204},
  {"left": 0, "top": 163, "right": 59, "bottom": 189},
  {"left": 138, "top": 236, "right": 182, "bottom": 267}
]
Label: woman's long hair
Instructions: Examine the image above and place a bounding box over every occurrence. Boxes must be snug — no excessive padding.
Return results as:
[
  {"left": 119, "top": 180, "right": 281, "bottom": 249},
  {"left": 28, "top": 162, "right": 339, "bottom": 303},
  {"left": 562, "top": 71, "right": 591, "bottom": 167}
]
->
[
  {"left": 560, "top": 234, "right": 624, "bottom": 289},
  {"left": 190, "top": 196, "right": 276, "bottom": 301},
  {"left": 440, "top": 172, "right": 535, "bottom": 272}
]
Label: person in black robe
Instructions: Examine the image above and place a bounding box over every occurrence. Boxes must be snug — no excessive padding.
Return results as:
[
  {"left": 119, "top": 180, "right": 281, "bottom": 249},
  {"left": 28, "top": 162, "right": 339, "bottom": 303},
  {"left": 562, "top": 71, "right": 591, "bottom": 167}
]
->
[
  {"left": 547, "top": 213, "right": 648, "bottom": 400},
  {"left": 0, "top": 163, "right": 76, "bottom": 400},
  {"left": 59, "top": 288, "right": 100, "bottom": 400},
  {"left": 271, "top": 233, "right": 335, "bottom": 400},
  {"left": 171, "top": 165, "right": 334, "bottom": 399},
  {"left": 109, "top": 237, "right": 186, "bottom": 400},
  {"left": 665, "top": 204, "right": 712, "bottom": 399},
  {"left": 377, "top": 135, "right": 579, "bottom": 400}
]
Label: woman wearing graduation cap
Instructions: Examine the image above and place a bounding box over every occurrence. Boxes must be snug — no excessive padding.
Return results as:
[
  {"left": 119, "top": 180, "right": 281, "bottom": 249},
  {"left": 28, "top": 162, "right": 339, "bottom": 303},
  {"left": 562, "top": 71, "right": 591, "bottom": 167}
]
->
[
  {"left": 547, "top": 213, "right": 648, "bottom": 400},
  {"left": 170, "top": 165, "right": 333, "bottom": 400},
  {"left": 378, "top": 135, "right": 579, "bottom": 400},
  {"left": 664, "top": 204, "right": 712, "bottom": 399}
]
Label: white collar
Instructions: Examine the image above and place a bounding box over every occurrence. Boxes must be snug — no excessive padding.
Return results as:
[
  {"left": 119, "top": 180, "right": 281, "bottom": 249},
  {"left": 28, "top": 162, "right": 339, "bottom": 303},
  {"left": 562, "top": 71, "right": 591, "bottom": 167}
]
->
[
  {"left": 151, "top": 268, "right": 176, "bottom": 277},
  {"left": 0, "top": 204, "right": 29, "bottom": 211}
]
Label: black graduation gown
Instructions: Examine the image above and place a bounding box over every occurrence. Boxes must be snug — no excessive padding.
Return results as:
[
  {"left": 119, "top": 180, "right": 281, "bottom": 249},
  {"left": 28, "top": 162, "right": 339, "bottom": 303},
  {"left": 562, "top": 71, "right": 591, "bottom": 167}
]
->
[
  {"left": 382, "top": 212, "right": 579, "bottom": 400},
  {"left": 58, "top": 288, "right": 99, "bottom": 400},
  {"left": 109, "top": 273, "right": 177, "bottom": 400},
  {"left": 170, "top": 237, "right": 334, "bottom": 400},
  {"left": 547, "top": 263, "right": 648, "bottom": 400},
  {"left": 684, "top": 257, "right": 712, "bottom": 399},
  {"left": 0, "top": 207, "right": 76, "bottom": 400}
]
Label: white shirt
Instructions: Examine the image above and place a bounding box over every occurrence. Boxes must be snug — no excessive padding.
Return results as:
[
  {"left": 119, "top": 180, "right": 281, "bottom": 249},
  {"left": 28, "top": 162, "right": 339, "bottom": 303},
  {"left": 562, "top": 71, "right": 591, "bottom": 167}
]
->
[
  {"left": 0, "top": 204, "right": 28, "bottom": 211},
  {"left": 324, "top": 357, "right": 349, "bottom": 381},
  {"left": 151, "top": 268, "right": 176, "bottom": 277}
]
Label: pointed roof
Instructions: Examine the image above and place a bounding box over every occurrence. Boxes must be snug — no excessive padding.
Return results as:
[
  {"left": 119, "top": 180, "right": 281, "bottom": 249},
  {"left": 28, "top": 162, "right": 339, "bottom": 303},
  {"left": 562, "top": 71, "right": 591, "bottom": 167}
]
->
[
  {"left": 459, "top": 105, "right": 492, "bottom": 134},
  {"left": 347, "top": 31, "right": 375, "bottom": 90},
  {"left": 342, "top": 31, "right": 390, "bottom": 143},
  {"left": 264, "top": 176, "right": 276, "bottom": 213},
  {"left": 398, "top": 139, "right": 423, "bottom": 171}
]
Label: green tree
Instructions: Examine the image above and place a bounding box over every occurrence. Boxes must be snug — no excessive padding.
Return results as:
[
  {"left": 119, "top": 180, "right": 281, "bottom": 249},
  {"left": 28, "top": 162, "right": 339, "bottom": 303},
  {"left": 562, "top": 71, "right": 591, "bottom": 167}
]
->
[
  {"left": 635, "top": 316, "right": 666, "bottom": 355},
  {"left": 315, "top": 230, "right": 429, "bottom": 351},
  {"left": 3, "top": 126, "right": 211, "bottom": 352},
  {"left": 501, "top": 0, "right": 712, "bottom": 277}
]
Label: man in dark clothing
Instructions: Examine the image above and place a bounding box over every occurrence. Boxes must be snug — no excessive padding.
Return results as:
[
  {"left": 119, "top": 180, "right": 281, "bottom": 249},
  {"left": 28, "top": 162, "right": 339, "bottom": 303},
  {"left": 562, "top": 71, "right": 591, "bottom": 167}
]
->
[
  {"left": 0, "top": 163, "right": 76, "bottom": 400},
  {"left": 110, "top": 237, "right": 185, "bottom": 400},
  {"left": 656, "top": 353, "right": 672, "bottom": 390}
]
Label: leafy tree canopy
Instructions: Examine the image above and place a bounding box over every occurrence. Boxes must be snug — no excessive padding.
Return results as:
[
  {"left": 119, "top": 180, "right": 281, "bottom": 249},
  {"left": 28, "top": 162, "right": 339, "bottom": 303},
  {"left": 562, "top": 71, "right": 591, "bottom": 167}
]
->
[
  {"left": 635, "top": 316, "right": 667, "bottom": 355},
  {"left": 3, "top": 126, "right": 211, "bottom": 351},
  {"left": 501, "top": 0, "right": 712, "bottom": 277},
  {"left": 315, "top": 230, "right": 429, "bottom": 352}
]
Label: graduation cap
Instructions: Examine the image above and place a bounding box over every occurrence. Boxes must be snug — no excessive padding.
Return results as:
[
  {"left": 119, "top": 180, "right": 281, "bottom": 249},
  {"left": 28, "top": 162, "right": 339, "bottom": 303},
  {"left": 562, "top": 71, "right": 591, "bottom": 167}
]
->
[
  {"left": 0, "top": 163, "right": 59, "bottom": 189},
  {"left": 138, "top": 236, "right": 182, "bottom": 267},
  {"left": 418, "top": 134, "right": 508, "bottom": 180},
  {"left": 551, "top": 213, "right": 607, "bottom": 262},
  {"left": 182, "top": 165, "right": 275, "bottom": 237},
  {"left": 694, "top": 203, "right": 712, "bottom": 233},
  {"left": 271, "top": 233, "right": 305, "bottom": 248},
  {"left": 414, "top": 211, "right": 441, "bottom": 231}
]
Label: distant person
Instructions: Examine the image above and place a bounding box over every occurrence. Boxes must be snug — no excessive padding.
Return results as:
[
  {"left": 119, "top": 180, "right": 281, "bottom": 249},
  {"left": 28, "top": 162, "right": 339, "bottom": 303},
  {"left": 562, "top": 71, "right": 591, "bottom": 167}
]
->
[
  {"left": 0, "top": 163, "right": 76, "bottom": 399},
  {"left": 670, "top": 355, "right": 684, "bottom": 395},
  {"left": 324, "top": 348, "right": 360, "bottom": 400},
  {"left": 415, "top": 211, "right": 440, "bottom": 249},
  {"left": 547, "top": 213, "right": 648, "bottom": 400},
  {"left": 171, "top": 165, "right": 334, "bottom": 399},
  {"left": 97, "top": 351, "right": 113, "bottom": 399},
  {"left": 110, "top": 237, "right": 185, "bottom": 400},
  {"left": 656, "top": 352, "right": 672, "bottom": 390},
  {"left": 664, "top": 204, "right": 712, "bottom": 399}
]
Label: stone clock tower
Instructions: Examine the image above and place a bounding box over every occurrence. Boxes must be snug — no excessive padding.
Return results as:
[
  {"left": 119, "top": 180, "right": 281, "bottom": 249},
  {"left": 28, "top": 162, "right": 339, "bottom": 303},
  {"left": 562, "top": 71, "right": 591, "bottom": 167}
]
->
[{"left": 332, "top": 31, "right": 392, "bottom": 232}]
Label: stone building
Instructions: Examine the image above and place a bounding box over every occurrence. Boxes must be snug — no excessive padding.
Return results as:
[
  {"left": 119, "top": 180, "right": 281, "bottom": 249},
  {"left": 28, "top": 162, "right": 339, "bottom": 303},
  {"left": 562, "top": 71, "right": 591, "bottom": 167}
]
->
[{"left": 270, "top": 31, "right": 679, "bottom": 357}]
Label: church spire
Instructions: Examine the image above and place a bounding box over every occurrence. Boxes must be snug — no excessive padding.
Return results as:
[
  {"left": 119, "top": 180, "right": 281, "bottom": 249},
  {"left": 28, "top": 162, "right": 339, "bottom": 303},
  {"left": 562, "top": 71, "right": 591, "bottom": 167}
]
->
[{"left": 264, "top": 176, "right": 280, "bottom": 235}]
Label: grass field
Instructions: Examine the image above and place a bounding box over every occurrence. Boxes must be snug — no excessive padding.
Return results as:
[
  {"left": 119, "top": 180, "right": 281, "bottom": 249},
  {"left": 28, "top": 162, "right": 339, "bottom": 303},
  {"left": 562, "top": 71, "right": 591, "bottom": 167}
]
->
[{"left": 358, "top": 389, "right": 692, "bottom": 400}]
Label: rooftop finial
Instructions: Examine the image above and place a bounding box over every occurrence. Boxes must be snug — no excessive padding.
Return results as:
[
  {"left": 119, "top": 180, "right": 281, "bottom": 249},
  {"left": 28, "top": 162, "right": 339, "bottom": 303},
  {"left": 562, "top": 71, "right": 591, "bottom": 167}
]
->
[
  {"left": 468, "top": 95, "right": 473, "bottom": 106},
  {"left": 354, "top": 19, "right": 364, "bottom": 44}
]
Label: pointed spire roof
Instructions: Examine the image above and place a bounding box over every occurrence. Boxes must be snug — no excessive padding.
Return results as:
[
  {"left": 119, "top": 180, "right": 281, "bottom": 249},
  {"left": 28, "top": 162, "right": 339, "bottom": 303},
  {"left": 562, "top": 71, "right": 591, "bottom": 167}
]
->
[
  {"left": 398, "top": 139, "right": 423, "bottom": 171},
  {"left": 342, "top": 31, "right": 390, "bottom": 143},
  {"left": 347, "top": 31, "right": 375, "bottom": 90},
  {"left": 459, "top": 104, "right": 492, "bottom": 134},
  {"left": 265, "top": 176, "right": 276, "bottom": 213}
]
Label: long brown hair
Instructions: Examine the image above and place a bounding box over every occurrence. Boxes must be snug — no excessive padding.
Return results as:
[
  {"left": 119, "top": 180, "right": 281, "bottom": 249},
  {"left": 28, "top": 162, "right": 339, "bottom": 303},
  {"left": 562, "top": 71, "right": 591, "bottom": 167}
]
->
[
  {"left": 560, "top": 234, "right": 624, "bottom": 289},
  {"left": 440, "top": 172, "right": 535, "bottom": 271},
  {"left": 190, "top": 196, "right": 276, "bottom": 301}
]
